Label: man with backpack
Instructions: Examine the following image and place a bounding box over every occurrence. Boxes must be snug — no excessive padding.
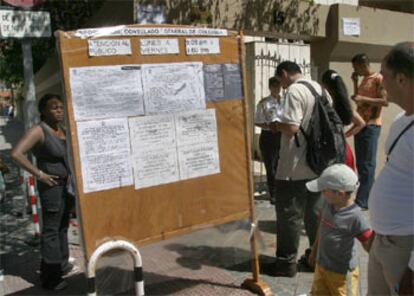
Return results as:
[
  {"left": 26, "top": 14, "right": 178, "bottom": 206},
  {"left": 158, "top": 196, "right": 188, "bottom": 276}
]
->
[{"left": 265, "top": 61, "right": 343, "bottom": 277}]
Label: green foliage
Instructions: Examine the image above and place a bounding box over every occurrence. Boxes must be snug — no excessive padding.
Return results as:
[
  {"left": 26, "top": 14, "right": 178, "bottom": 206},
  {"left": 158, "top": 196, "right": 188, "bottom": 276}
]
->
[{"left": 0, "top": 0, "right": 104, "bottom": 86}]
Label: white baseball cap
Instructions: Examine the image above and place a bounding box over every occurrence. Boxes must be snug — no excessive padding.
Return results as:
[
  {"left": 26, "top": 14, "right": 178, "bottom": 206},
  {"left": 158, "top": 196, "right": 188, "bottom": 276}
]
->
[{"left": 306, "top": 164, "right": 359, "bottom": 192}]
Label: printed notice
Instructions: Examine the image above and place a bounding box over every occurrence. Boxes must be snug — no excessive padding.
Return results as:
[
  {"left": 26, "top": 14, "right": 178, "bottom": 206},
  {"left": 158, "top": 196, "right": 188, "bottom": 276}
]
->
[
  {"left": 343, "top": 17, "right": 360, "bottom": 36},
  {"left": 178, "top": 143, "right": 220, "bottom": 180},
  {"left": 203, "top": 64, "right": 225, "bottom": 102},
  {"left": 70, "top": 65, "right": 144, "bottom": 121},
  {"left": 88, "top": 39, "right": 132, "bottom": 56},
  {"left": 129, "top": 115, "right": 178, "bottom": 189},
  {"left": 132, "top": 149, "right": 179, "bottom": 189},
  {"left": 140, "top": 38, "right": 179, "bottom": 55},
  {"left": 176, "top": 109, "right": 220, "bottom": 180},
  {"left": 175, "top": 109, "right": 218, "bottom": 147},
  {"left": 223, "top": 64, "right": 243, "bottom": 100},
  {"left": 128, "top": 109, "right": 220, "bottom": 189},
  {"left": 129, "top": 115, "right": 176, "bottom": 152},
  {"left": 77, "top": 118, "right": 133, "bottom": 193},
  {"left": 186, "top": 38, "right": 220, "bottom": 55},
  {"left": 142, "top": 62, "right": 206, "bottom": 115}
]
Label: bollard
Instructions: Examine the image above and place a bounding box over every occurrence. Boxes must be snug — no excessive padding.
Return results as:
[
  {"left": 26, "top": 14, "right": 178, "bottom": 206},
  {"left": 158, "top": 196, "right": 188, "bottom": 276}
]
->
[
  {"left": 87, "top": 240, "right": 144, "bottom": 296},
  {"left": 28, "top": 175, "right": 40, "bottom": 239}
]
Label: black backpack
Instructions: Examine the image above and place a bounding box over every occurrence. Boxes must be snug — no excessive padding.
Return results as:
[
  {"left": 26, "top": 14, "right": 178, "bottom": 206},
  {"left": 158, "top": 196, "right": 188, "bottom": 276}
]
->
[{"left": 296, "top": 80, "right": 346, "bottom": 175}]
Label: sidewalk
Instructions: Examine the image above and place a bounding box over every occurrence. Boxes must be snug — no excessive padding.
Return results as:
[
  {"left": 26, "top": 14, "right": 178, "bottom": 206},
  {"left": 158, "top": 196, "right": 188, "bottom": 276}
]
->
[{"left": 0, "top": 119, "right": 368, "bottom": 295}]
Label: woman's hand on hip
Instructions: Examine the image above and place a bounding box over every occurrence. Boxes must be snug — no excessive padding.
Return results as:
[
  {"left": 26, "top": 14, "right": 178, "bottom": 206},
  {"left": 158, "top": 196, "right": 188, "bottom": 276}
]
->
[{"left": 38, "top": 172, "right": 59, "bottom": 186}]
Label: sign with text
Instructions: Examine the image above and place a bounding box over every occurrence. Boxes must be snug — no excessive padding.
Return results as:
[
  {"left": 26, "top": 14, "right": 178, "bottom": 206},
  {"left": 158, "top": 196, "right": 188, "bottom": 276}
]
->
[
  {"left": 140, "top": 38, "right": 179, "bottom": 55},
  {"left": 0, "top": 10, "right": 51, "bottom": 38},
  {"left": 185, "top": 38, "right": 220, "bottom": 55},
  {"left": 88, "top": 39, "right": 132, "bottom": 56},
  {"left": 342, "top": 17, "right": 360, "bottom": 36}
]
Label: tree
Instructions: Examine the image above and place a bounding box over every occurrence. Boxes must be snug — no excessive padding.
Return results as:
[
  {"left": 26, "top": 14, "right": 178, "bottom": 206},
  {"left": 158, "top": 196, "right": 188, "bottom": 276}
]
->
[{"left": 0, "top": 0, "right": 104, "bottom": 87}]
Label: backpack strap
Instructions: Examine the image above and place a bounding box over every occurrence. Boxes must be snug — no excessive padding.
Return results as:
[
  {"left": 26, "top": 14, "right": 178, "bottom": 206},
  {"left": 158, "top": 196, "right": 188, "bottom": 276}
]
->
[
  {"left": 295, "top": 80, "right": 322, "bottom": 147},
  {"left": 296, "top": 80, "right": 320, "bottom": 98},
  {"left": 386, "top": 119, "right": 414, "bottom": 162}
]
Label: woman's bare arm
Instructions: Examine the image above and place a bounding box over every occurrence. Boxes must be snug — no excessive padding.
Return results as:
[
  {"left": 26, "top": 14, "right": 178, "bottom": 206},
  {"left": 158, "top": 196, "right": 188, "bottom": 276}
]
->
[
  {"left": 345, "top": 111, "right": 366, "bottom": 138},
  {"left": 11, "top": 126, "right": 58, "bottom": 186}
]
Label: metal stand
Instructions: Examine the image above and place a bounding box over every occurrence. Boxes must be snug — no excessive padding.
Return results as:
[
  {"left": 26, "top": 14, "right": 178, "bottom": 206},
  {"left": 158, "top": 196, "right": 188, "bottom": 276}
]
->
[{"left": 87, "top": 240, "right": 144, "bottom": 296}]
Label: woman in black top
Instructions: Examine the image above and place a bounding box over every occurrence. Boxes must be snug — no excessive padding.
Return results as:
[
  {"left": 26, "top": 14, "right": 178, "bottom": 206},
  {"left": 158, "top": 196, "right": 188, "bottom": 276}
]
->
[
  {"left": 11, "top": 94, "right": 74, "bottom": 290},
  {"left": 321, "top": 70, "right": 366, "bottom": 170}
]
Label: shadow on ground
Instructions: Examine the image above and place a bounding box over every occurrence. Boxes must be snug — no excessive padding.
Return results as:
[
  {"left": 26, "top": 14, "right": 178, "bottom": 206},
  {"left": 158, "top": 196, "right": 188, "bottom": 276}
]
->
[{"left": 165, "top": 243, "right": 275, "bottom": 273}]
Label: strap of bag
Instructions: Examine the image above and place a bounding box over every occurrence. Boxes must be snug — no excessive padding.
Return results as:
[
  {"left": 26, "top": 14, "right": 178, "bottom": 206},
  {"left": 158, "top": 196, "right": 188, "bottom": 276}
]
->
[
  {"left": 295, "top": 80, "right": 321, "bottom": 147},
  {"left": 297, "top": 80, "right": 319, "bottom": 98},
  {"left": 386, "top": 119, "right": 414, "bottom": 161}
]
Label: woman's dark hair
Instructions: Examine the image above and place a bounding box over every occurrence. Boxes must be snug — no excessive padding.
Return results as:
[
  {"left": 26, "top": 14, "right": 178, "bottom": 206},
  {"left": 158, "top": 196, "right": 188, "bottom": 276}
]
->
[
  {"left": 322, "top": 70, "right": 353, "bottom": 125},
  {"left": 38, "top": 94, "right": 62, "bottom": 121}
]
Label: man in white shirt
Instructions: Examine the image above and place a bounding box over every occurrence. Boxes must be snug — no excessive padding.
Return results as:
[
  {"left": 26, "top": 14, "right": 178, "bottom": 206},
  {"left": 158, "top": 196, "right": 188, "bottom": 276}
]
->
[
  {"left": 368, "top": 42, "right": 414, "bottom": 295},
  {"left": 264, "top": 61, "right": 325, "bottom": 277}
]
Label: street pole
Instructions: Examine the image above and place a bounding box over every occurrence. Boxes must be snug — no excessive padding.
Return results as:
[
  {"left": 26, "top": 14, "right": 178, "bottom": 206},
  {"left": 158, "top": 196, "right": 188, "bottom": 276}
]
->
[{"left": 21, "top": 36, "right": 37, "bottom": 129}]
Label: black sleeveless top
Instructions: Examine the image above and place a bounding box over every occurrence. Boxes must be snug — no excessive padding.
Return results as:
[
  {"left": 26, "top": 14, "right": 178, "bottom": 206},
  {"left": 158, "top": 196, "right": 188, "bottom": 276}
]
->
[{"left": 32, "top": 122, "right": 68, "bottom": 178}]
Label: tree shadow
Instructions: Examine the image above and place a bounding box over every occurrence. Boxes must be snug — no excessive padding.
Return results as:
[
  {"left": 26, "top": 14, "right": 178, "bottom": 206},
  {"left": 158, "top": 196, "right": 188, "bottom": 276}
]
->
[
  {"left": 164, "top": 0, "right": 322, "bottom": 37},
  {"left": 165, "top": 243, "right": 275, "bottom": 274}
]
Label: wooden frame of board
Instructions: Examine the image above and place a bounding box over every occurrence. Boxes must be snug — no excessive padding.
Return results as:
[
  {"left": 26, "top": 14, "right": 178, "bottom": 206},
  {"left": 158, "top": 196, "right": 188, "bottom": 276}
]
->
[{"left": 56, "top": 25, "right": 271, "bottom": 295}]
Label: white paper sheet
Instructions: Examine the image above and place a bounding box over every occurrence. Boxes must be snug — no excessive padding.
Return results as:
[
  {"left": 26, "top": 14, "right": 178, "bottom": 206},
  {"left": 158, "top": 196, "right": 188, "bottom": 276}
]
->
[
  {"left": 141, "top": 62, "right": 206, "bottom": 115},
  {"left": 88, "top": 39, "right": 132, "bottom": 56},
  {"left": 129, "top": 115, "right": 178, "bottom": 189},
  {"left": 175, "top": 109, "right": 217, "bottom": 147},
  {"left": 177, "top": 143, "right": 220, "bottom": 180},
  {"left": 70, "top": 65, "right": 144, "bottom": 121},
  {"left": 132, "top": 149, "right": 179, "bottom": 189},
  {"left": 77, "top": 118, "right": 133, "bottom": 193},
  {"left": 343, "top": 17, "right": 360, "bottom": 36},
  {"left": 128, "top": 109, "right": 220, "bottom": 189},
  {"left": 140, "top": 38, "right": 179, "bottom": 55},
  {"left": 176, "top": 109, "right": 220, "bottom": 180},
  {"left": 185, "top": 38, "right": 220, "bottom": 55},
  {"left": 128, "top": 115, "right": 176, "bottom": 152},
  {"left": 75, "top": 27, "right": 228, "bottom": 38}
]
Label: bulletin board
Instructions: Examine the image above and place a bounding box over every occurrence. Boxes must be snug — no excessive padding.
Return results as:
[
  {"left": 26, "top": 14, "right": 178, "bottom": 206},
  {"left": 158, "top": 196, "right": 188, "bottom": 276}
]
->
[{"left": 56, "top": 24, "right": 254, "bottom": 259}]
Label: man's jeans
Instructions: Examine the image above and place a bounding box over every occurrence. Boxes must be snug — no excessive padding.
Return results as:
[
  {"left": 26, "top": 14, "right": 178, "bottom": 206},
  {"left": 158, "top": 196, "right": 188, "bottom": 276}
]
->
[
  {"left": 274, "top": 179, "right": 323, "bottom": 265},
  {"left": 354, "top": 125, "right": 381, "bottom": 209}
]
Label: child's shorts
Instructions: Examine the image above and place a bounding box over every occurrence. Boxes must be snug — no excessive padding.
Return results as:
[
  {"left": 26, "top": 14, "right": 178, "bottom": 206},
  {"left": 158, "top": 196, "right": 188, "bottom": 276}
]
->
[{"left": 311, "top": 263, "right": 359, "bottom": 296}]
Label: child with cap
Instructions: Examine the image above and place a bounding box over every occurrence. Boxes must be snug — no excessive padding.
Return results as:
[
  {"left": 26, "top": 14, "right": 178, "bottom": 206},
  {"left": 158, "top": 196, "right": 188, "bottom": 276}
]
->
[{"left": 306, "top": 164, "right": 373, "bottom": 296}]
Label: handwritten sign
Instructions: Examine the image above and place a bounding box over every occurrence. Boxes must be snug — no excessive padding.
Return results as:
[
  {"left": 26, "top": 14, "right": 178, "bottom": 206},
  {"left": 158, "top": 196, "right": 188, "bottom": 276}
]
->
[
  {"left": 185, "top": 38, "right": 220, "bottom": 55},
  {"left": 140, "top": 38, "right": 179, "bottom": 55},
  {"left": 88, "top": 39, "right": 132, "bottom": 56}
]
